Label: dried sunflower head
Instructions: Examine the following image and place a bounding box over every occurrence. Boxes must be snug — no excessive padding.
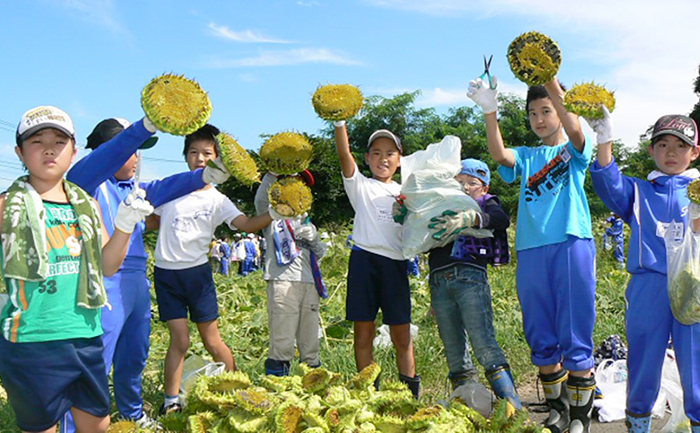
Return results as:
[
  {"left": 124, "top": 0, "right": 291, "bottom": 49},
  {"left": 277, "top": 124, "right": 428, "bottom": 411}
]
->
[
  {"left": 688, "top": 178, "right": 700, "bottom": 205},
  {"left": 141, "top": 73, "right": 211, "bottom": 135},
  {"left": 268, "top": 177, "right": 313, "bottom": 218},
  {"left": 564, "top": 82, "right": 616, "bottom": 119},
  {"left": 260, "top": 132, "right": 313, "bottom": 175},
  {"left": 214, "top": 132, "right": 260, "bottom": 185},
  {"left": 508, "top": 31, "right": 561, "bottom": 86},
  {"left": 312, "top": 84, "right": 364, "bottom": 121}
]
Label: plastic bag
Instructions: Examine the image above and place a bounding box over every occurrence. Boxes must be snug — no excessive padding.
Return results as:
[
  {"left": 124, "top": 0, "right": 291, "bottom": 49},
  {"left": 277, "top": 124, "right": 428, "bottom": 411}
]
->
[
  {"left": 373, "top": 324, "right": 418, "bottom": 349},
  {"left": 665, "top": 221, "right": 700, "bottom": 324},
  {"left": 179, "top": 354, "right": 226, "bottom": 397},
  {"left": 399, "top": 136, "right": 491, "bottom": 259},
  {"left": 450, "top": 381, "right": 494, "bottom": 418},
  {"left": 593, "top": 359, "right": 627, "bottom": 422},
  {"left": 651, "top": 349, "right": 690, "bottom": 432}
]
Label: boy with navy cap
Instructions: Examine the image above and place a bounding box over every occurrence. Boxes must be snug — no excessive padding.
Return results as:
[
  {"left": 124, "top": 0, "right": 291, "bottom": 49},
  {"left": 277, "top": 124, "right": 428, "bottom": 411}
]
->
[
  {"left": 589, "top": 109, "right": 700, "bottom": 433},
  {"left": 60, "top": 116, "right": 229, "bottom": 430},
  {"left": 333, "top": 121, "right": 420, "bottom": 397},
  {"left": 427, "top": 158, "right": 521, "bottom": 413}
]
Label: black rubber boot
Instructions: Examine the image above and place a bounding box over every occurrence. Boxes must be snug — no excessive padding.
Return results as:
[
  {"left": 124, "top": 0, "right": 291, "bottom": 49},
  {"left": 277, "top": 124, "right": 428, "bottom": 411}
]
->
[
  {"left": 264, "top": 358, "right": 290, "bottom": 376},
  {"left": 567, "top": 375, "right": 596, "bottom": 433},
  {"left": 399, "top": 373, "right": 420, "bottom": 399},
  {"left": 448, "top": 370, "right": 477, "bottom": 391},
  {"left": 540, "top": 369, "right": 570, "bottom": 433}
]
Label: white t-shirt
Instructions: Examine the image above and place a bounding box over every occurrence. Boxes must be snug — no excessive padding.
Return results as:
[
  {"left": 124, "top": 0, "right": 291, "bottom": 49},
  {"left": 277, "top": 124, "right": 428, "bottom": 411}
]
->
[
  {"left": 343, "top": 164, "right": 404, "bottom": 260},
  {"left": 154, "top": 187, "right": 243, "bottom": 270}
]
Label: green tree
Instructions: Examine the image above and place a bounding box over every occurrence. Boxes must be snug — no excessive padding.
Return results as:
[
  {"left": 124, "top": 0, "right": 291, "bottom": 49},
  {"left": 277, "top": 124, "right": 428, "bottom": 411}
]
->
[{"left": 690, "top": 63, "right": 700, "bottom": 125}]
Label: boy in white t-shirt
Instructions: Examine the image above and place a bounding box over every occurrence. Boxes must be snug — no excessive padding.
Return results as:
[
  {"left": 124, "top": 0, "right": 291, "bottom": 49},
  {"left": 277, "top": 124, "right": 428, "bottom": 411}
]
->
[
  {"left": 153, "top": 124, "right": 273, "bottom": 414},
  {"left": 333, "top": 121, "right": 419, "bottom": 398}
]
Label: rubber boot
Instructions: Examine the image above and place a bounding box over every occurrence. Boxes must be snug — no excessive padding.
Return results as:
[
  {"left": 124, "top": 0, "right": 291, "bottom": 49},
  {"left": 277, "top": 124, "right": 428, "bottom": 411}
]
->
[
  {"left": 399, "top": 373, "right": 421, "bottom": 399},
  {"left": 486, "top": 364, "right": 522, "bottom": 416},
  {"left": 449, "top": 371, "right": 477, "bottom": 391},
  {"left": 691, "top": 421, "right": 700, "bottom": 433},
  {"left": 567, "top": 375, "right": 596, "bottom": 433},
  {"left": 540, "top": 369, "right": 570, "bottom": 433},
  {"left": 264, "top": 358, "right": 290, "bottom": 376},
  {"left": 625, "top": 411, "right": 651, "bottom": 433}
]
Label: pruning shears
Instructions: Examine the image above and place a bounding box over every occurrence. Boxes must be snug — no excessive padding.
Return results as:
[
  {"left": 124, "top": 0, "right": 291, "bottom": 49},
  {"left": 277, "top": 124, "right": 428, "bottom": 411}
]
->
[{"left": 479, "top": 54, "right": 496, "bottom": 90}]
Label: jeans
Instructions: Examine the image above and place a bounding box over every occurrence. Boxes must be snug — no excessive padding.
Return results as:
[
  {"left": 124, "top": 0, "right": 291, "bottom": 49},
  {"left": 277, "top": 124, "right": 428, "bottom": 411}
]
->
[{"left": 429, "top": 264, "right": 507, "bottom": 377}]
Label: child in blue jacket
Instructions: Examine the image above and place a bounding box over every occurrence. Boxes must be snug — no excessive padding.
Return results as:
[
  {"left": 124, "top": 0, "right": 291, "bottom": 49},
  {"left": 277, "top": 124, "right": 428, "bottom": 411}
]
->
[
  {"left": 61, "top": 117, "right": 229, "bottom": 430},
  {"left": 589, "top": 110, "right": 700, "bottom": 433}
]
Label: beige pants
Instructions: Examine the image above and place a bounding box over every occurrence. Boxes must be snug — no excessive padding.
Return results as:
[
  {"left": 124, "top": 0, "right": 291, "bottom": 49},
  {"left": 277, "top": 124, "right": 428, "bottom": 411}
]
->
[{"left": 266, "top": 280, "right": 320, "bottom": 366}]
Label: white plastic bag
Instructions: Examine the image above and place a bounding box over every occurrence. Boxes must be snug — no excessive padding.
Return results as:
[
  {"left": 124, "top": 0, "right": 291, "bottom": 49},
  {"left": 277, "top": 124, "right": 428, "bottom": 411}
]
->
[
  {"left": 373, "top": 324, "right": 418, "bottom": 349},
  {"left": 179, "top": 354, "right": 226, "bottom": 397},
  {"left": 450, "top": 381, "right": 494, "bottom": 418},
  {"left": 593, "top": 359, "right": 627, "bottom": 422},
  {"left": 399, "top": 136, "right": 490, "bottom": 259},
  {"left": 654, "top": 349, "right": 691, "bottom": 432},
  {"left": 665, "top": 221, "right": 700, "bottom": 324}
]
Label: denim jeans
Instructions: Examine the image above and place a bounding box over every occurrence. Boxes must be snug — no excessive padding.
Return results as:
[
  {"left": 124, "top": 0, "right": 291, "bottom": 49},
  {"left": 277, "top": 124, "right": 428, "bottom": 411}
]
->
[{"left": 429, "top": 264, "right": 507, "bottom": 377}]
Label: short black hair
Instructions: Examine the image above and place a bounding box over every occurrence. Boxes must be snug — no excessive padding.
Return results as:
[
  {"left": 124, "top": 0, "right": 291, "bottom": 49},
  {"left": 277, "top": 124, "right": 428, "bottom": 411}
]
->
[
  {"left": 184, "top": 124, "right": 220, "bottom": 157},
  {"left": 525, "top": 81, "right": 567, "bottom": 112}
]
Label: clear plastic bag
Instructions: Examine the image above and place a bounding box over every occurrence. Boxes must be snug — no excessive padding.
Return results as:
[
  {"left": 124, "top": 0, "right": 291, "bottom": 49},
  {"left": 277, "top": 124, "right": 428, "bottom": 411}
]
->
[
  {"left": 399, "top": 136, "right": 490, "bottom": 259},
  {"left": 665, "top": 222, "right": 700, "bottom": 325},
  {"left": 179, "top": 354, "right": 226, "bottom": 397},
  {"left": 449, "top": 381, "right": 494, "bottom": 418},
  {"left": 593, "top": 359, "right": 627, "bottom": 422},
  {"left": 652, "top": 350, "right": 690, "bottom": 432}
]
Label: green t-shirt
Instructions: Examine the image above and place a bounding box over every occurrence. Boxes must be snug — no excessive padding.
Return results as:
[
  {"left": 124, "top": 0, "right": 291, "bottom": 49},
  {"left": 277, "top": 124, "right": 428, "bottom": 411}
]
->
[{"left": 1, "top": 201, "right": 102, "bottom": 342}]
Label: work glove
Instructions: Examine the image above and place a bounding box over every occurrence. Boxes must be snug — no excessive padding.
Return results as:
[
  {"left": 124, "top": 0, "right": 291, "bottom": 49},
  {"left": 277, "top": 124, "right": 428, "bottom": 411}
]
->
[
  {"left": 690, "top": 202, "right": 700, "bottom": 221},
  {"left": 333, "top": 120, "right": 346, "bottom": 128},
  {"left": 583, "top": 105, "right": 614, "bottom": 145},
  {"left": 203, "top": 157, "right": 231, "bottom": 184},
  {"left": 114, "top": 188, "right": 154, "bottom": 234},
  {"left": 467, "top": 76, "right": 499, "bottom": 114},
  {"left": 428, "top": 209, "right": 480, "bottom": 241},
  {"left": 142, "top": 116, "right": 157, "bottom": 133},
  {"left": 294, "top": 222, "right": 319, "bottom": 242},
  {"left": 268, "top": 205, "right": 287, "bottom": 221},
  {"left": 392, "top": 194, "right": 408, "bottom": 224}
]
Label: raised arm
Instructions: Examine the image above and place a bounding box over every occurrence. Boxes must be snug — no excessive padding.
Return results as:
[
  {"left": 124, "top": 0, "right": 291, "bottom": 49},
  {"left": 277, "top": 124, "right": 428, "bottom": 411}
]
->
[
  {"left": 584, "top": 105, "right": 615, "bottom": 167},
  {"left": 334, "top": 122, "right": 356, "bottom": 178},
  {"left": 467, "top": 77, "right": 515, "bottom": 168},
  {"left": 544, "top": 79, "right": 585, "bottom": 152}
]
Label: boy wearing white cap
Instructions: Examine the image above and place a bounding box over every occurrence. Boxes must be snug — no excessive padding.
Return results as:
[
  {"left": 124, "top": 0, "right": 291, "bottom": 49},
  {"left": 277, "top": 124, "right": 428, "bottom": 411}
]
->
[
  {"left": 0, "top": 106, "right": 152, "bottom": 433},
  {"left": 334, "top": 121, "right": 419, "bottom": 397}
]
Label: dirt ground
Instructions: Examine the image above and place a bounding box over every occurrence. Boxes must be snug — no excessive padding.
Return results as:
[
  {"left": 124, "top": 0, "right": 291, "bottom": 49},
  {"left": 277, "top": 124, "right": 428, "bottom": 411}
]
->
[{"left": 518, "top": 381, "right": 671, "bottom": 432}]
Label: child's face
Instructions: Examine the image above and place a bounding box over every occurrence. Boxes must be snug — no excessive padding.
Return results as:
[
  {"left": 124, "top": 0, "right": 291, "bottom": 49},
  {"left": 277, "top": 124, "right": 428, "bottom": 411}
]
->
[
  {"left": 456, "top": 174, "right": 488, "bottom": 200},
  {"left": 186, "top": 139, "right": 217, "bottom": 171},
  {"left": 528, "top": 97, "right": 562, "bottom": 142},
  {"left": 365, "top": 138, "right": 400, "bottom": 182},
  {"left": 16, "top": 128, "right": 76, "bottom": 180},
  {"left": 648, "top": 134, "right": 700, "bottom": 175},
  {"left": 115, "top": 153, "right": 138, "bottom": 181}
]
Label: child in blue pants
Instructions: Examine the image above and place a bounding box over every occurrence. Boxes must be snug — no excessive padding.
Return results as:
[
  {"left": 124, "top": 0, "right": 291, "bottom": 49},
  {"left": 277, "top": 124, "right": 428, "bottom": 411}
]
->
[
  {"left": 469, "top": 75, "right": 596, "bottom": 432},
  {"left": 61, "top": 117, "right": 228, "bottom": 430},
  {"left": 589, "top": 109, "right": 700, "bottom": 433}
]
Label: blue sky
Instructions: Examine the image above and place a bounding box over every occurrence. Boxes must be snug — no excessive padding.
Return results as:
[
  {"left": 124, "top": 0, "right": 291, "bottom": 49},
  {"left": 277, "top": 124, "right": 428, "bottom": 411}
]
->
[{"left": 1, "top": 0, "right": 699, "bottom": 191}]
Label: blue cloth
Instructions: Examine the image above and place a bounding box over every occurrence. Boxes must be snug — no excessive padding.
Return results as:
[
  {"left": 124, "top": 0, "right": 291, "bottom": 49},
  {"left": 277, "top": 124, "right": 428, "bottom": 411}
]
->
[
  {"left": 497, "top": 139, "right": 593, "bottom": 251},
  {"left": 407, "top": 256, "right": 419, "bottom": 276},
  {"left": 154, "top": 263, "right": 219, "bottom": 323},
  {"left": 428, "top": 264, "right": 507, "bottom": 376},
  {"left": 62, "top": 119, "right": 206, "bottom": 431},
  {"left": 346, "top": 247, "right": 410, "bottom": 325},
  {"left": 516, "top": 236, "right": 596, "bottom": 372},
  {"left": 590, "top": 158, "right": 697, "bottom": 274},
  {"left": 0, "top": 336, "right": 109, "bottom": 432},
  {"left": 604, "top": 216, "right": 625, "bottom": 264},
  {"left": 625, "top": 273, "right": 700, "bottom": 421},
  {"left": 219, "top": 243, "right": 231, "bottom": 276}
]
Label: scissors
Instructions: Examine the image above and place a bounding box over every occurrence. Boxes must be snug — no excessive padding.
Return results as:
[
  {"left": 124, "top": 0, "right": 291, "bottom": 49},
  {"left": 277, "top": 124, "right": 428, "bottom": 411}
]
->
[{"left": 479, "top": 54, "right": 496, "bottom": 90}]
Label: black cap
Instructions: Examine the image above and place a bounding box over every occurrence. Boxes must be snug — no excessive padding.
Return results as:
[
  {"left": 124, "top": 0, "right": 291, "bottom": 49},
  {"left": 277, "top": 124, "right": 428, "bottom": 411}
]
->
[{"left": 86, "top": 118, "right": 158, "bottom": 150}]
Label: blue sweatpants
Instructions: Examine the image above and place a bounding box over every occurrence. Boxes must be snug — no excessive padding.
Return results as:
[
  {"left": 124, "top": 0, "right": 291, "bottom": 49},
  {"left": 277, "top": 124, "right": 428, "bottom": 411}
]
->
[
  {"left": 626, "top": 272, "right": 700, "bottom": 421},
  {"left": 516, "top": 236, "right": 596, "bottom": 372},
  {"left": 61, "top": 270, "right": 151, "bottom": 432}
]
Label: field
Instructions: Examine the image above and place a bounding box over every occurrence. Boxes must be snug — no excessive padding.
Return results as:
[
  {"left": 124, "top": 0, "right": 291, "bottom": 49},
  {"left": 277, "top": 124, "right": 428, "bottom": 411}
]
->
[{"left": 0, "top": 221, "right": 630, "bottom": 432}]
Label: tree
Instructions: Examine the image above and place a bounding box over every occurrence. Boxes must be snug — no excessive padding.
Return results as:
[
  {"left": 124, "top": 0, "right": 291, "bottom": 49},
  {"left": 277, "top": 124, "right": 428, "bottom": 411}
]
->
[{"left": 691, "top": 63, "right": 700, "bottom": 125}]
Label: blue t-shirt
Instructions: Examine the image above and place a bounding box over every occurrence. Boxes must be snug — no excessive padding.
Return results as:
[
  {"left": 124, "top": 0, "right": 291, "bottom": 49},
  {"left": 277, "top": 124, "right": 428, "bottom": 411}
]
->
[{"left": 497, "top": 139, "right": 593, "bottom": 251}]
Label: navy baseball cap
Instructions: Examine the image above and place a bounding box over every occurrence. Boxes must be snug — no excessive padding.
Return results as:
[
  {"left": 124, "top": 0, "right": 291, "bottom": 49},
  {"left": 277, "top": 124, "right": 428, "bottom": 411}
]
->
[
  {"left": 459, "top": 158, "right": 490, "bottom": 186},
  {"left": 86, "top": 118, "right": 158, "bottom": 150}
]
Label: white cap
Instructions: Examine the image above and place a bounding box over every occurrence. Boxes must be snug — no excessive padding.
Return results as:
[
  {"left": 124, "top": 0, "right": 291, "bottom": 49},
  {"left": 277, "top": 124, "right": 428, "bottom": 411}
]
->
[
  {"left": 247, "top": 233, "right": 255, "bottom": 239},
  {"left": 16, "top": 106, "right": 75, "bottom": 145},
  {"left": 368, "top": 129, "right": 402, "bottom": 152}
]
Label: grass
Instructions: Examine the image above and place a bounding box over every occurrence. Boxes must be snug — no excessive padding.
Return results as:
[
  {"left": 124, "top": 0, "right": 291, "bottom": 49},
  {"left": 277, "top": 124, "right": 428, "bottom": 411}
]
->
[{"left": 0, "top": 220, "right": 629, "bottom": 432}]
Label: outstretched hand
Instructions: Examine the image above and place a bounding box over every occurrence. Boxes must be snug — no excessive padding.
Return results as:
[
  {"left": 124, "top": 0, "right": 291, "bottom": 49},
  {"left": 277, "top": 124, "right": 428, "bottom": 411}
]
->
[
  {"left": 584, "top": 105, "right": 614, "bottom": 145},
  {"left": 467, "top": 76, "right": 499, "bottom": 114}
]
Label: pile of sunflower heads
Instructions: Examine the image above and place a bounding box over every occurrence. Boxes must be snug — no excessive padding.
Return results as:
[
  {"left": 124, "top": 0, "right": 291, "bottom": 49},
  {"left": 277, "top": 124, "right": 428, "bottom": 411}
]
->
[{"left": 124, "top": 362, "right": 550, "bottom": 433}]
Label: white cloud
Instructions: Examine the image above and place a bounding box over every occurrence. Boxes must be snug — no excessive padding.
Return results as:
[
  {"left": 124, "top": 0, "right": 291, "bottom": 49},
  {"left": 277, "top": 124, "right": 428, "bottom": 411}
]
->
[
  {"left": 238, "top": 73, "right": 259, "bottom": 83},
  {"left": 297, "top": 1, "right": 320, "bottom": 6},
  {"left": 205, "top": 48, "right": 362, "bottom": 68},
  {"left": 208, "top": 23, "right": 292, "bottom": 44},
  {"left": 364, "top": 0, "right": 700, "bottom": 148},
  {"left": 57, "top": 0, "right": 129, "bottom": 36}
]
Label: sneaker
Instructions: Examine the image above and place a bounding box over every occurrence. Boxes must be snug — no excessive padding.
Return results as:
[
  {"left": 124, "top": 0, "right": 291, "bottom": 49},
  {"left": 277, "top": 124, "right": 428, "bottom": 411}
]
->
[
  {"left": 133, "top": 412, "right": 163, "bottom": 431},
  {"left": 158, "top": 401, "right": 183, "bottom": 416}
]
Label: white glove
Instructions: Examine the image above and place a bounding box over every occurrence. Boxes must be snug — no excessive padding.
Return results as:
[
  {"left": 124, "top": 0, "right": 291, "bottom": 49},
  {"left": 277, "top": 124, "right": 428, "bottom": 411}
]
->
[
  {"left": 584, "top": 105, "right": 614, "bottom": 145},
  {"left": 202, "top": 157, "right": 230, "bottom": 184},
  {"left": 142, "top": 116, "right": 157, "bottom": 133},
  {"left": 467, "top": 76, "right": 499, "bottom": 114},
  {"left": 294, "top": 223, "right": 319, "bottom": 242},
  {"left": 690, "top": 202, "right": 700, "bottom": 221},
  {"left": 333, "top": 120, "right": 346, "bottom": 128},
  {"left": 268, "top": 206, "right": 287, "bottom": 220},
  {"left": 114, "top": 188, "right": 154, "bottom": 234}
]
